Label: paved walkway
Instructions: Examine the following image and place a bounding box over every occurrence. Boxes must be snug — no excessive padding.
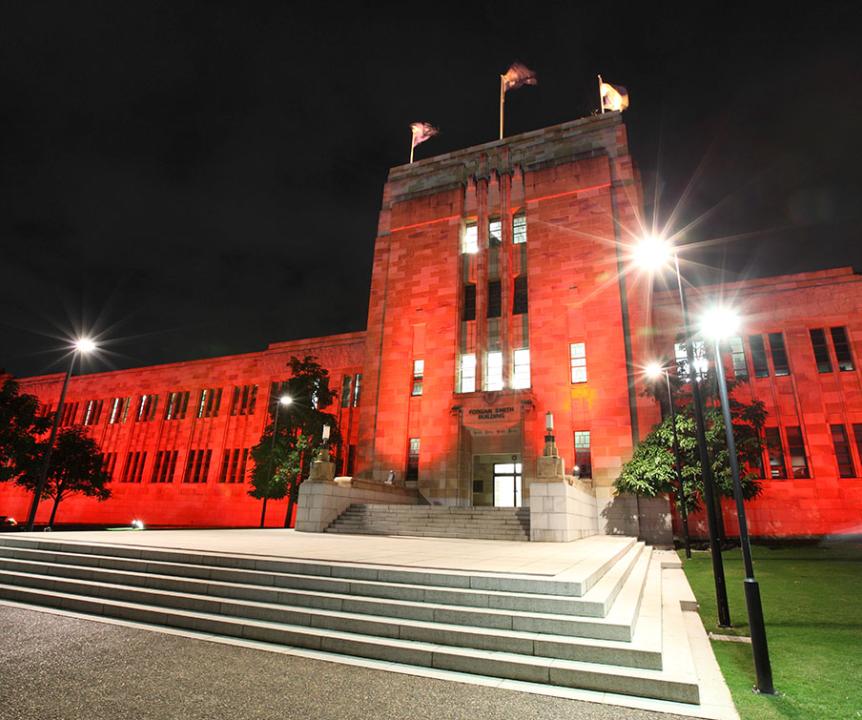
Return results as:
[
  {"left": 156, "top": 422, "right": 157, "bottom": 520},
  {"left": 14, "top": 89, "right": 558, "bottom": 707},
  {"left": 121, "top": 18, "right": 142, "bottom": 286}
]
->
[
  {"left": 0, "top": 605, "right": 698, "bottom": 720},
  {"left": 13, "top": 528, "right": 632, "bottom": 576}
]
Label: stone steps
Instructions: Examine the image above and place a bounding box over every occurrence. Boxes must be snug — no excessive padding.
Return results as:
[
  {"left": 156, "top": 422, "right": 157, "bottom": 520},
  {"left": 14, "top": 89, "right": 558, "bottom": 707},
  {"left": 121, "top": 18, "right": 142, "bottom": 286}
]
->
[
  {"left": 325, "top": 504, "right": 531, "bottom": 540},
  {"left": 0, "top": 540, "right": 644, "bottom": 638},
  {"left": 0, "top": 535, "right": 702, "bottom": 708}
]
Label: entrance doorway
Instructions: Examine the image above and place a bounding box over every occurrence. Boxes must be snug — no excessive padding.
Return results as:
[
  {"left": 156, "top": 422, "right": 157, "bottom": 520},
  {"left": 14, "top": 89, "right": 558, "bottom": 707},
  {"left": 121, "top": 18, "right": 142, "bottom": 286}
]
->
[{"left": 472, "top": 454, "right": 522, "bottom": 507}]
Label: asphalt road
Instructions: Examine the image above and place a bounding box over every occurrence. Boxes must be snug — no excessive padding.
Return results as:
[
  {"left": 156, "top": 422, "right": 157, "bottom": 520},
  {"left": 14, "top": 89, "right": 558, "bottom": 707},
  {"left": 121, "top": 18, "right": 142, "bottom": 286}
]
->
[{"left": 0, "top": 605, "right": 698, "bottom": 720}]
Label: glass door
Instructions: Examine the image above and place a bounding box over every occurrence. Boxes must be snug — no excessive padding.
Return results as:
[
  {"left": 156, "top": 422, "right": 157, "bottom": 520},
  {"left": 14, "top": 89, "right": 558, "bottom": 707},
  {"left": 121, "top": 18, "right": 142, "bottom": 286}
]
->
[{"left": 493, "top": 462, "right": 522, "bottom": 507}]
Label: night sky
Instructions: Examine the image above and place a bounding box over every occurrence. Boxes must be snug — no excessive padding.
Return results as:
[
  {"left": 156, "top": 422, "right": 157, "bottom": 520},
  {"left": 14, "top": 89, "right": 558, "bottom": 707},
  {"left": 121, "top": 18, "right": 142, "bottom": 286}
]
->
[{"left": 2, "top": 2, "right": 860, "bottom": 378}]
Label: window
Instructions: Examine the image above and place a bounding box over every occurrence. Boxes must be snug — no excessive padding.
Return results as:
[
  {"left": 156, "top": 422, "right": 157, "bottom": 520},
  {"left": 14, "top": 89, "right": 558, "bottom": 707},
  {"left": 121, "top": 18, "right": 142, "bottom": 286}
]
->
[
  {"left": 831, "top": 424, "right": 855, "bottom": 478},
  {"left": 674, "top": 340, "right": 707, "bottom": 382},
  {"left": 831, "top": 327, "right": 855, "bottom": 371},
  {"left": 463, "top": 283, "right": 476, "bottom": 321},
  {"left": 512, "top": 348, "right": 530, "bottom": 389},
  {"left": 346, "top": 445, "right": 356, "bottom": 475},
  {"left": 122, "top": 452, "right": 147, "bottom": 483},
  {"left": 488, "top": 219, "right": 502, "bottom": 246},
  {"left": 59, "top": 402, "right": 79, "bottom": 426},
  {"left": 197, "top": 388, "right": 222, "bottom": 418},
  {"left": 749, "top": 335, "right": 770, "bottom": 378},
  {"left": 411, "top": 359, "right": 424, "bottom": 396},
  {"left": 102, "top": 452, "right": 118, "bottom": 479},
  {"left": 462, "top": 223, "right": 478, "bottom": 254},
  {"left": 727, "top": 336, "right": 748, "bottom": 380},
  {"left": 574, "top": 431, "right": 592, "bottom": 478},
  {"left": 853, "top": 425, "right": 862, "bottom": 474},
  {"left": 785, "top": 426, "right": 810, "bottom": 478},
  {"left": 152, "top": 450, "right": 178, "bottom": 483},
  {"left": 220, "top": 448, "right": 249, "bottom": 483},
  {"left": 570, "top": 343, "right": 587, "bottom": 383},
  {"left": 485, "top": 351, "right": 503, "bottom": 391},
  {"left": 82, "top": 400, "right": 103, "bottom": 426},
  {"left": 406, "top": 438, "right": 420, "bottom": 482},
  {"left": 768, "top": 333, "right": 790, "bottom": 376},
  {"left": 764, "top": 428, "right": 787, "bottom": 479},
  {"left": 164, "top": 391, "right": 190, "bottom": 420},
  {"left": 512, "top": 214, "right": 526, "bottom": 244},
  {"left": 230, "top": 385, "right": 258, "bottom": 416},
  {"left": 184, "top": 449, "right": 212, "bottom": 483},
  {"left": 459, "top": 354, "right": 476, "bottom": 393},
  {"left": 352, "top": 373, "right": 362, "bottom": 407},
  {"left": 340, "top": 375, "right": 352, "bottom": 408},
  {"left": 487, "top": 280, "right": 502, "bottom": 318},
  {"left": 810, "top": 329, "right": 833, "bottom": 373},
  {"left": 108, "top": 397, "right": 130, "bottom": 424},
  {"left": 512, "top": 275, "right": 528, "bottom": 315},
  {"left": 136, "top": 395, "right": 158, "bottom": 422}
]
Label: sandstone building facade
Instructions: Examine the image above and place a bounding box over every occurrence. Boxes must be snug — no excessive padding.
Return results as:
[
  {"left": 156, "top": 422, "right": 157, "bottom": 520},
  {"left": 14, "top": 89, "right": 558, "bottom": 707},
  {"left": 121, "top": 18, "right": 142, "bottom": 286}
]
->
[{"left": 2, "top": 113, "right": 860, "bottom": 538}]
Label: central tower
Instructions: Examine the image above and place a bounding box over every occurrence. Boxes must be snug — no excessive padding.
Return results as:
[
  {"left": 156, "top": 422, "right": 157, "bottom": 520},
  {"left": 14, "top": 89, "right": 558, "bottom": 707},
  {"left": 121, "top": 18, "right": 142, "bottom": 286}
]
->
[{"left": 356, "top": 112, "right": 654, "bottom": 532}]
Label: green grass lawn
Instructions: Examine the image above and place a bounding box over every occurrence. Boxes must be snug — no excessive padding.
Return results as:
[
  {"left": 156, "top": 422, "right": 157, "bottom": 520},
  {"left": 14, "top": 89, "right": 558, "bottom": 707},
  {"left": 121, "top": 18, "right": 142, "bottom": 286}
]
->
[{"left": 681, "top": 542, "right": 862, "bottom": 720}]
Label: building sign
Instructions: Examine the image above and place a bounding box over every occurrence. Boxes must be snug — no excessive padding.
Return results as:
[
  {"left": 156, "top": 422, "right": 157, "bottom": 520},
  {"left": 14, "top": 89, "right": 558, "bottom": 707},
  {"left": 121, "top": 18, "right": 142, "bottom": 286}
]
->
[{"left": 468, "top": 406, "right": 516, "bottom": 421}]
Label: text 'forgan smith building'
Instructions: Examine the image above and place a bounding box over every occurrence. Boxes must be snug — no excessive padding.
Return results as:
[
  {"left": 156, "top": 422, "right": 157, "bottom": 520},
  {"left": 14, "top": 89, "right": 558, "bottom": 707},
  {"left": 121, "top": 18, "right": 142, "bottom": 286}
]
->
[{"left": 3, "top": 112, "right": 862, "bottom": 540}]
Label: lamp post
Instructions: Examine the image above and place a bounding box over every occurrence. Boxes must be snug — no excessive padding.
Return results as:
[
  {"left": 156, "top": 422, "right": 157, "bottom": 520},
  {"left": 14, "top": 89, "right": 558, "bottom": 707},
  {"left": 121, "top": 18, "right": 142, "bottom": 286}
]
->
[
  {"left": 634, "top": 235, "right": 731, "bottom": 627},
  {"left": 645, "top": 362, "right": 691, "bottom": 559},
  {"left": 701, "top": 307, "right": 775, "bottom": 694},
  {"left": 25, "top": 337, "right": 98, "bottom": 531},
  {"left": 261, "top": 394, "right": 292, "bottom": 528}
]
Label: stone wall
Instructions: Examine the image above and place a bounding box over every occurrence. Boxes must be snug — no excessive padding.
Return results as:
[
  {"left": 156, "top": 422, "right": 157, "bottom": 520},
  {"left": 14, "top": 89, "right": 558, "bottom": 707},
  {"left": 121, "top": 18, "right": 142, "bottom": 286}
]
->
[
  {"left": 294, "top": 480, "right": 418, "bottom": 533},
  {"left": 529, "top": 479, "right": 599, "bottom": 542}
]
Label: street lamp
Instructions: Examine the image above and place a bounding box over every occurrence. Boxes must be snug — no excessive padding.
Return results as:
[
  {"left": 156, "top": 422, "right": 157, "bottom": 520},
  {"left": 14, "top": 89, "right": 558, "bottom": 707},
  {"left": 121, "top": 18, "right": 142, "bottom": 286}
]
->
[
  {"left": 645, "top": 362, "right": 691, "bottom": 558},
  {"left": 633, "top": 234, "right": 731, "bottom": 627},
  {"left": 25, "top": 337, "right": 99, "bottom": 531},
  {"left": 701, "top": 306, "right": 774, "bottom": 694}
]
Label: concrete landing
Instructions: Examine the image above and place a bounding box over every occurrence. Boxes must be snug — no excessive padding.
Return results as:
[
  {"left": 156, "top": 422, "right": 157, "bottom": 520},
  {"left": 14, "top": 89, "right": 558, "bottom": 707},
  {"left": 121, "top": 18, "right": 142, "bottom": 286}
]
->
[{"left": 10, "top": 528, "right": 631, "bottom": 576}]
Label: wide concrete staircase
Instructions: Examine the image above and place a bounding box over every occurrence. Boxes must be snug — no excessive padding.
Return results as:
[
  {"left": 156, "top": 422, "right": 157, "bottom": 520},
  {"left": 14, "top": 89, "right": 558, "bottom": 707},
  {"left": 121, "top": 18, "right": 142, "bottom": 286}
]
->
[
  {"left": 325, "top": 504, "right": 531, "bottom": 540},
  {"left": 0, "top": 534, "right": 704, "bottom": 712}
]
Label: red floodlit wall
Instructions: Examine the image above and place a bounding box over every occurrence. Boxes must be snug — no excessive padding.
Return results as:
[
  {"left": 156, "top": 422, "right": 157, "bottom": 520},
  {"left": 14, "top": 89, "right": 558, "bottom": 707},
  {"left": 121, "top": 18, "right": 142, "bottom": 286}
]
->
[
  {"left": 0, "top": 332, "right": 365, "bottom": 528},
  {"left": 3, "top": 109, "right": 862, "bottom": 539},
  {"left": 652, "top": 267, "right": 862, "bottom": 538}
]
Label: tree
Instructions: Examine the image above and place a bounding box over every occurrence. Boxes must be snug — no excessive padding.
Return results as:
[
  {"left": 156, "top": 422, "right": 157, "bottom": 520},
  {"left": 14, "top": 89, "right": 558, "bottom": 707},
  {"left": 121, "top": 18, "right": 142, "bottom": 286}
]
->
[
  {"left": 0, "top": 379, "right": 51, "bottom": 483},
  {"left": 247, "top": 356, "right": 341, "bottom": 527},
  {"left": 249, "top": 434, "right": 309, "bottom": 527},
  {"left": 615, "top": 356, "right": 767, "bottom": 528},
  {"left": 16, "top": 427, "right": 111, "bottom": 527}
]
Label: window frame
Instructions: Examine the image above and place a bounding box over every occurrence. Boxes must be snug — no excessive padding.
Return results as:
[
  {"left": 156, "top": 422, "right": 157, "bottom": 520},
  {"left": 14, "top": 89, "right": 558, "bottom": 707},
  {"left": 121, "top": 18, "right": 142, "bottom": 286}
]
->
[
  {"left": 462, "top": 222, "right": 479, "bottom": 254},
  {"left": 511, "top": 348, "right": 531, "bottom": 389},
  {"left": 764, "top": 427, "right": 787, "bottom": 479},
  {"left": 809, "top": 328, "right": 833, "bottom": 373},
  {"left": 484, "top": 351, "right": 504, "bottom": 391},
  {"left": 458, "top": 353, "right": 476, "bottom": 393},
  {"left": 830, "top": 327, "right": 855, "bottom": 372},
  {"left": 570, "top": 342, "right": 587, "bottom": 384},
  {"left": 411, "top": 359, "right": 424, "bottom": 396}
]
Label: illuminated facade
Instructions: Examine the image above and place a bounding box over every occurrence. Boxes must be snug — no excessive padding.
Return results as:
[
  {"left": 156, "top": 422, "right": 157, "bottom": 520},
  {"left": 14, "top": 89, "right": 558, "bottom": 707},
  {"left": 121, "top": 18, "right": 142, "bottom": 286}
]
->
[{"left": 2, "top": 113, "right": 861, "bottom": 538}]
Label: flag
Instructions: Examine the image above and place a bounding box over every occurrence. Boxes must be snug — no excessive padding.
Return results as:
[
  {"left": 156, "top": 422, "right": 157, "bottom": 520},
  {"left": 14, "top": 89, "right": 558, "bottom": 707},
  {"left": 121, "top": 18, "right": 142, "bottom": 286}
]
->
[
  {"left": 410, "top": 122, "right": 438, "bottom": 150},
  {"left": 600, "top": 81, "right": 629, "bottom": 112},
  {"left": 502, "top": 62, "right": 537, "bottom": 92}
]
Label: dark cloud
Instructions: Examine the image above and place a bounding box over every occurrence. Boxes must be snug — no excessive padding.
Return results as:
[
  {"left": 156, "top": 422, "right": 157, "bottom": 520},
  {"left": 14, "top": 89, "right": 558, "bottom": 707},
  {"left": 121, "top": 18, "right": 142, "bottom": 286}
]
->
[{"left": 1, "top": 1, "right": 860, "bottom": 376}]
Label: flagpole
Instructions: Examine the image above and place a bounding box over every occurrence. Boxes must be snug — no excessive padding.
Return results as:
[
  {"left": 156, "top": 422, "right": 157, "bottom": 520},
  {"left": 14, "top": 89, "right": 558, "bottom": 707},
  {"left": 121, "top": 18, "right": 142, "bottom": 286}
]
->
[
  {"left": 410, "top": 138, "right": 415, "bottom": 164},
  {"left": 499, "top": 75, "right": 505, "bottom": 140},
  {"left": 598, "top": 74, "right": 604, "bottom": 113}
]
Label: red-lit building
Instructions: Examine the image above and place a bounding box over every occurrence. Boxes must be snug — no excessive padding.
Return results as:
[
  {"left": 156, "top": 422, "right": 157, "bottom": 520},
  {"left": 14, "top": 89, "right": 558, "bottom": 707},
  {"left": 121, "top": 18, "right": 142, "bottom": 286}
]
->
[
  {"left": 0, "top": 333, "right": 365, "bottom": 527},
  {"left": 2, "top": 113, "right": 861, "bottom": 538},
  {"left": 652, "top": 267, "right": 862, "bottom": 538}
]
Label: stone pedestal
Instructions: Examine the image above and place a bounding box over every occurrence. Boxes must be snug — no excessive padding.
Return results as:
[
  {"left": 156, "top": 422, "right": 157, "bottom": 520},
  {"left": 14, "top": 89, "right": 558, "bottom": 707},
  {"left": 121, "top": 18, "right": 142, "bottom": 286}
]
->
[
  {"left": 307, "top": 448, "right": 335, "bottom": 484},
  {"left": 537, "top": 433, "right": 566, "bottom": 481}
]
